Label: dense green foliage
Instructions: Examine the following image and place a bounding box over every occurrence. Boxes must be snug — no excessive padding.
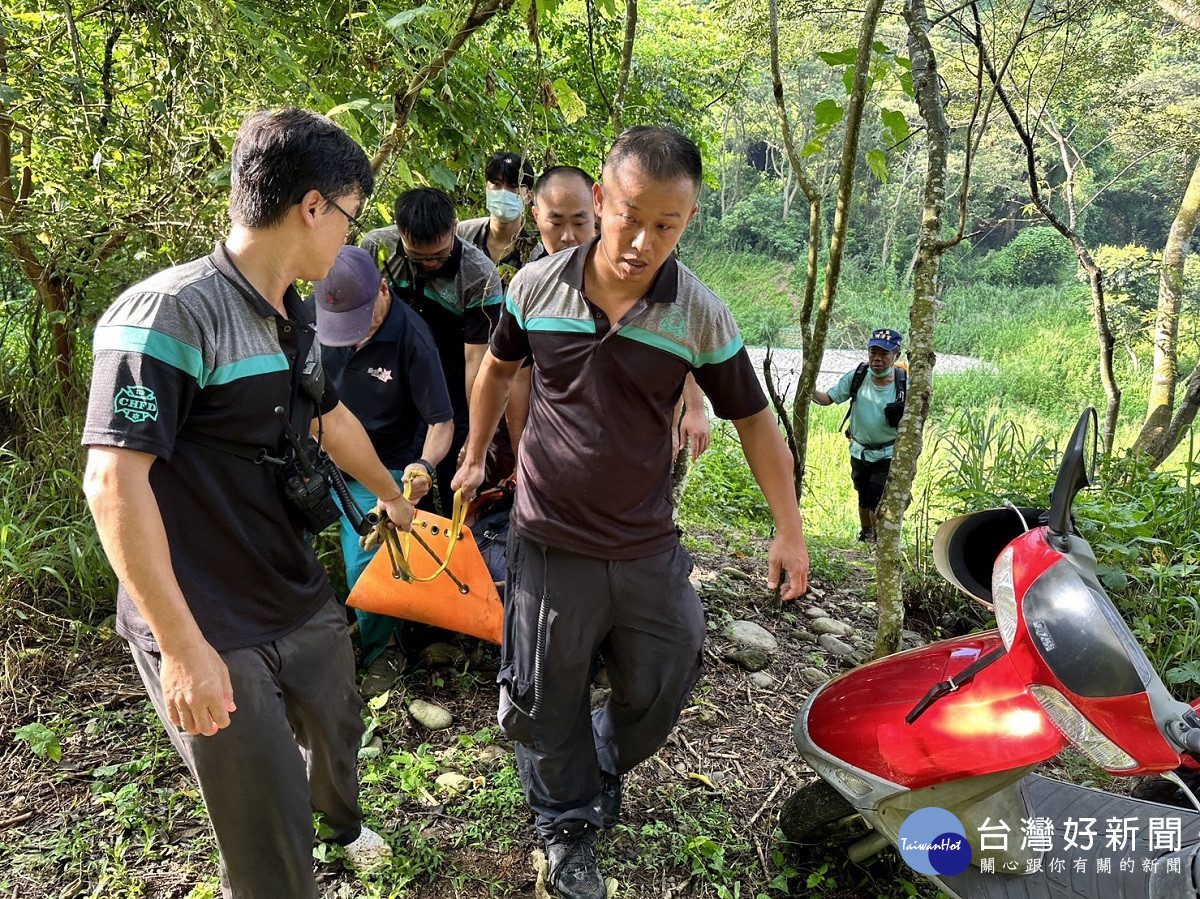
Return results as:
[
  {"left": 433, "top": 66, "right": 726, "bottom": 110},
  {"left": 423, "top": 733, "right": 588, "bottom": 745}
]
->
[{"left": 980, "top": 227, "right": 1078, "bottom": 287}]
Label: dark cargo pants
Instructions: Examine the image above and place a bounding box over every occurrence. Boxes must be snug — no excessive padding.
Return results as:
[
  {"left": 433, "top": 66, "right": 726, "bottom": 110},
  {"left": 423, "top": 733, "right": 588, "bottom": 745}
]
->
[
  {"left": 130, "top": 597, "right": 365, "bottom": 898},
  {"left": 498, "top": 531, "right": 705, "bottom": 840}
]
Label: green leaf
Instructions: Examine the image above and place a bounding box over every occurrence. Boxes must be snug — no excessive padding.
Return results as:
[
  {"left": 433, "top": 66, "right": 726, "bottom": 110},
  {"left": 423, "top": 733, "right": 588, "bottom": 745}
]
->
[
  {"left": 866, "top": 148, "right": 888, "bottom": 182},
  {"left": 814, "top": 99, "right": 844, "bottom": 127},
  {"left": 325, "top": 98, "right": 373, "bottom": 118},
  {"left": 843, "top": 68, "right": 855, "bottom": 94},
  {"left": 800, "top": 138, "right": 824, "bottom": 157},
  {"left": 1096, "top": 563, "right": 1129, "bottom": 592},
  {"left": 14, "top": 722, "right": 62, "bottom": 763},
  {"left": 872, "top": 40, "right": 889, "bottom": 54},
  {"left": 817, "top": 48, "right": 858, "bottom": 67},
  {"left": 429, "top": 162, "right": 458, "bottom": 191},
  {"left": 385, "top": 5, "right": 434, "bottom": 31},
  {"left": 881, "top": 107, "right": 910, "bottom": 144},
  {"left": 551, "top": 78, "right": 587, "bottom": 125},
  {"left": 1167, "top": 661, "right": 1200, "bottom": 686}
]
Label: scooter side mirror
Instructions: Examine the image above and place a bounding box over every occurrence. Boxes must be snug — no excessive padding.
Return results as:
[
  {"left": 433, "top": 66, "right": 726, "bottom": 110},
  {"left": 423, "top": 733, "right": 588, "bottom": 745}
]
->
[
  {"left": 1047, "top": 408, "right": 1097, "bottom": 550},
  {"left": 933, "top": 507, "right": 1045, "bottom": 605}
]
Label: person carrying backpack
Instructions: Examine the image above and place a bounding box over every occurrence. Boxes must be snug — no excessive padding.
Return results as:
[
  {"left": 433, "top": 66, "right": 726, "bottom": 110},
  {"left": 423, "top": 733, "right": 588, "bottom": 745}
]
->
[{"left": 812, "top": 328, "right": 907, "bottom": 543}]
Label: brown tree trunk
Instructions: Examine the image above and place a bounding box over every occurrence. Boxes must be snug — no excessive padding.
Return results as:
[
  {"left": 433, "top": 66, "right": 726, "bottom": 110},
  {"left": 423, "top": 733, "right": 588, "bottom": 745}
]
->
[
  {"left": 0, "top": 31, "right": 77, "bottom": 408},
  {"left": 769, "top": 0, "right": 884, "bottom": 496},
  {"left": 875, "top": 0, "right": 949, "bottom": 659},
  {"left": 973, "top": 12, "right": 1120, "bottom": 454},
  {"left": 1134, "top": 155, "right": 1200, "bottom": 463},
  {"left": 768, "top": 0, "right": 823, "bottom": 493},
  {"left": 611, "top": 0, "right": 637, "bottom": 134}
]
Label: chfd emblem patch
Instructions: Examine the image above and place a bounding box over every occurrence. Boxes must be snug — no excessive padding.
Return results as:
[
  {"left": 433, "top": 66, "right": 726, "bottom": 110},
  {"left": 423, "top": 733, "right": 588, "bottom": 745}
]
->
[{"left": 114, "top": 385, "right": 159, "bottom": 423}]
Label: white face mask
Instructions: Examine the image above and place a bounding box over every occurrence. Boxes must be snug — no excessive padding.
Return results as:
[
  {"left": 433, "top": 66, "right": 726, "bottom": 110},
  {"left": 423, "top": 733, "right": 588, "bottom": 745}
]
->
[{"left": 486, "top": 188, "right": 525, "bottom": 223}]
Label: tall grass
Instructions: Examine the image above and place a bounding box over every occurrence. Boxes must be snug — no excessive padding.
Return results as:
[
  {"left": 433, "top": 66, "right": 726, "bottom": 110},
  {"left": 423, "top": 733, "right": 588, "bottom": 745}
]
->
[
  {"left": 1, "top": 428, "right": 114, "bottom": 618},
  {"left": 682, "top": 248, "right": 796, "bottom": 346},
  {"left": 674, "top": 244, "right": 1200, "bottom": 687}
]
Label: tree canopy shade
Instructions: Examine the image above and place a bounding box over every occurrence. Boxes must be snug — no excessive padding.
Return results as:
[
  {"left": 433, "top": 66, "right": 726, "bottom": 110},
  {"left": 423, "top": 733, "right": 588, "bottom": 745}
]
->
[
  {"left": 4, "top": 0, "right": 1200, "bottom": 482},
  {"left": 0, "top": 0, "right": 661, "bottom": 407}
]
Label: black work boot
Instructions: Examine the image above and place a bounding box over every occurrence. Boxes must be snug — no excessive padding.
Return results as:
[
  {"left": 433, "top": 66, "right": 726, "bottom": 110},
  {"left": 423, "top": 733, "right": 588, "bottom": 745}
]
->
[
  {"left": 546, "top": 820, "right": 606, "bottom": 899},
  {"left": 599, "top": 772, "right": 622, "bottom": 828}
]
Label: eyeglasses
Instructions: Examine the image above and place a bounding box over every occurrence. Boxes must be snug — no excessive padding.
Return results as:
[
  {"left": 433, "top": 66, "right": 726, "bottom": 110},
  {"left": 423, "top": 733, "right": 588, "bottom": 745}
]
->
[
  {"left": 323, "top": 195, "right": 366, "bottom": 241},
  {"left": 401, "top": 240, "right": 455, "bottom": 267}
]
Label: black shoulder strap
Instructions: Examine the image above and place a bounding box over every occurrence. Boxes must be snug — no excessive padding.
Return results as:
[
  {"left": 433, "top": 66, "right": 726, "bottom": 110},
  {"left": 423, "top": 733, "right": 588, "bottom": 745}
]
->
[
  {"left": 895, "top": 365, "right": 907, "bottom": 404},
  {"left": 906, "top": 646, "right": 1006, "bottom": 724},
  {"left": 840, "top": 362, "right": 870, "bottom": 431}
]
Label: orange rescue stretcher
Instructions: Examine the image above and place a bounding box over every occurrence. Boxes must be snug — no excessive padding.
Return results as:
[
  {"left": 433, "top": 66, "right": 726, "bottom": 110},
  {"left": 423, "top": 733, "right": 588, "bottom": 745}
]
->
[{"left": 346, "top": 488, "right": 504, "bottom": 644}]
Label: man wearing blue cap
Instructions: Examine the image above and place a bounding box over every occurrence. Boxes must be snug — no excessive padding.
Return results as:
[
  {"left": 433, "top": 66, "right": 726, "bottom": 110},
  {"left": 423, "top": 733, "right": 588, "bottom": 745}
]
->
[
  {"left": 813, "top": 328, "right": 906, "bottom": 543},
  {"left": 314, "top": 245, "right": 456, "bottom": 695}
]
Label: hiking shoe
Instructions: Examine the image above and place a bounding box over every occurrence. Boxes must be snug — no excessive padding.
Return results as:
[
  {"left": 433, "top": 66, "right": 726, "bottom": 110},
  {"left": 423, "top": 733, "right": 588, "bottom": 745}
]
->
[
  {"left": 343, "top": 825, "right": 391, "bottom": 871},
  {"left": 599, "top": 772, "right": 622, "bottom": 828},
  {"left": 546, "top": 821, "right": 606, "bottom": 899},
  {"left": 361, "top": 646, "right": 406, "bottom": 697},
  {"left": 856, "top": 527, "right": 876, "bottom": 543}
]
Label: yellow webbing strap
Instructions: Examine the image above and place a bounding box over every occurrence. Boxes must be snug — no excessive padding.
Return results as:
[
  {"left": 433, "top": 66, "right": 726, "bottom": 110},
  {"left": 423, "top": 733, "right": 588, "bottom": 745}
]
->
[{"left": 376, "top": 479, "right": 467, "bottom": 584}]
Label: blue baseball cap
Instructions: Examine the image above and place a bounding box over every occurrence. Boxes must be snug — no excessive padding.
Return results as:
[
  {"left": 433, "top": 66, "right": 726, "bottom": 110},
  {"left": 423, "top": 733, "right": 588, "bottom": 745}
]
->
[
  {"left": 868, "top": 328, "right": 902, "bottom": 352},
  {"left": 314, "top": 246, "right": 384, "bottom": 346}
]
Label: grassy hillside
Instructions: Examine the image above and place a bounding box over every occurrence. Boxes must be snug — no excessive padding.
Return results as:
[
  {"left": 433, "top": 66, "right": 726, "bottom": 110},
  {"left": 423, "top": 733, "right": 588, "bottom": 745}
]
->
[{"left": 682, "top": 242, "right": 1158, "bottom": 439}]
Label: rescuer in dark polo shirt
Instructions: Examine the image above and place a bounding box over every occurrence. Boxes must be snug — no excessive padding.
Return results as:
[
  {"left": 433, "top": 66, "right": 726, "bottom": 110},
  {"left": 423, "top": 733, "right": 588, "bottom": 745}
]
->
[
  {"left": 452, "top": 127, "right": 810, "bottom": 899},
  {"left": 82, "top": 108, "right": 407, "bottom": 896},
  {"left": 314, "top": 244, "right": 455, "bottom": 695},
  {"left": 361, "top": 188, "right": 502, "bottom": 514}
]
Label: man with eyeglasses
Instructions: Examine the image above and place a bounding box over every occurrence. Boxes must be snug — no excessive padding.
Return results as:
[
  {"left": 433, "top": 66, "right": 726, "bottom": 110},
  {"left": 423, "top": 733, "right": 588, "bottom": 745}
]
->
[
  {"left": 361, "top": 187, "right": 503, "bottom": 514},
  {"left": 82, "top": 108, "right": 408, "bottom": 896}
]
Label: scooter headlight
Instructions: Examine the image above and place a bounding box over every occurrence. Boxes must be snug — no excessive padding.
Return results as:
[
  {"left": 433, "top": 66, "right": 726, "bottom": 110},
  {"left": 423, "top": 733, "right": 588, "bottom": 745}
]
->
[
  {"left": 992, "top": 545, "right": 1017, "bottom": 649},
  {"left": 1029, "top": 684, "right": 1137, "bottom": 770}
]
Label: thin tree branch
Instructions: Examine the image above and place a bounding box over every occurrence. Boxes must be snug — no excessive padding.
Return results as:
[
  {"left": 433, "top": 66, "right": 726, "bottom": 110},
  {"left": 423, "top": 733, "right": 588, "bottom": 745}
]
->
[
  {"left": 584, "top": 0, "right": 613, "bottom": 119},
  {"left": 611, "top": 0, "right": 637, "bottom": 133}
]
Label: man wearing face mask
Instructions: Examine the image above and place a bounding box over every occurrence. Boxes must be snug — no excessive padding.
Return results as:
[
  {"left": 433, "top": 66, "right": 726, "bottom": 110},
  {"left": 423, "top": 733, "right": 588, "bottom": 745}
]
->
[
  {"left": 459, "top": 152, "right": 541, "bottom": 459},
  {"left": 458, "top": 151, "right": 540, "bottom": 286},
  {"left": 812, "top": 328, "right": 907, "bottom": 543},
  {"left": 361, "top": 188, "right": 503, "bottom": 515}
]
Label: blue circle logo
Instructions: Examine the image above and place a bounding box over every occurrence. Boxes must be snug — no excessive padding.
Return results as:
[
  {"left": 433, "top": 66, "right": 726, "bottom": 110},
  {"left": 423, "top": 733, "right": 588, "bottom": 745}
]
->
[{"left": 897, "top": 807, "right": 972, "bottom": 876}]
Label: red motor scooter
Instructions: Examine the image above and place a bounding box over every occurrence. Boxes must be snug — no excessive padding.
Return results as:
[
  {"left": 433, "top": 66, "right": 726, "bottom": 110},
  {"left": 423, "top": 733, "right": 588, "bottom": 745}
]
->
[{"left": 783, "top": 409, "right": 1200, "bottom": 896}]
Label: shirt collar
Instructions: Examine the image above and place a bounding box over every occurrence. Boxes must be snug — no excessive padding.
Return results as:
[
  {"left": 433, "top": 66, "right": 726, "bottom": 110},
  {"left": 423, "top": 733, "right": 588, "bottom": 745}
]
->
[{"left": 559, "top": 236, "right": 679, "bottom": 304}]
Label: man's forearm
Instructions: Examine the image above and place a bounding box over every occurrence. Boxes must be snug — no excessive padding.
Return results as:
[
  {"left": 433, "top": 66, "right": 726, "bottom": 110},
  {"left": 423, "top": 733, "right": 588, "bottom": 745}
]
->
[
  {"left": 419, "top": 419, "right": 455, "bottom": 468},
  {"left": 464, "top": 343, "right": 486, "bottom": 410},
  {"left": 85, "top": 446, "right": 236, "bottom": 734},
  {"left": 462, "top": 352, "right": 521, "bottom": 466},
  {"left": 683, "top": 373, "right": 704, "bottom": 413}
]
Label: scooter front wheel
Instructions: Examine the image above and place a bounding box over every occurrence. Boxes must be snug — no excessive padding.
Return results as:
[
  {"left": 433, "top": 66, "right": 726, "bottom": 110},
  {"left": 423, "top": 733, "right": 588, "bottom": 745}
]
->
[{"left": 778, "top": 778, "right": 856, "bottom": 844}]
